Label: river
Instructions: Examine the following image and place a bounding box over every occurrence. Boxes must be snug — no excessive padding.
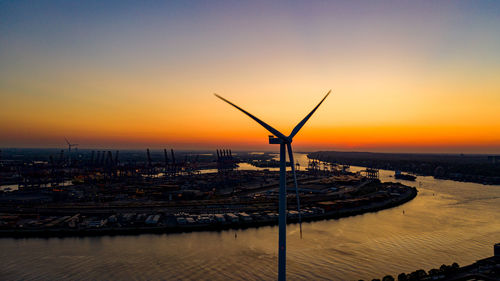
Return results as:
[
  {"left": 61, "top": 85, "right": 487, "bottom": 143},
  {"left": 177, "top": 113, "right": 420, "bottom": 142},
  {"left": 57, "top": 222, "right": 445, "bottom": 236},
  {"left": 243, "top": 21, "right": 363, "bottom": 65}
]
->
[{"left": 1, "top": 153, "right": 499, "bottom": 280}]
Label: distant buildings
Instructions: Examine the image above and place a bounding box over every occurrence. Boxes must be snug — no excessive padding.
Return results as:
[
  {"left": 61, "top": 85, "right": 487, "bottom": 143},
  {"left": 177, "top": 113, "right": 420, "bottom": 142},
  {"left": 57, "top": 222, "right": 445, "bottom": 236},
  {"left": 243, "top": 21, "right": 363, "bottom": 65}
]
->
[{"left": 488, "top": 155, "right": 500, "bottom": 164}]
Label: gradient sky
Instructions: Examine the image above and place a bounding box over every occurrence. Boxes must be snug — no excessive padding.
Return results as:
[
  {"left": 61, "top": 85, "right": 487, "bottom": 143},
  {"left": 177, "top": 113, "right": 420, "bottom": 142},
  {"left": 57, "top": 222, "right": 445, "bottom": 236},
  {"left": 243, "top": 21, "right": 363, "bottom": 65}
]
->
[{"left": 1, "top": 1, "right": 499, "bottom": 153}]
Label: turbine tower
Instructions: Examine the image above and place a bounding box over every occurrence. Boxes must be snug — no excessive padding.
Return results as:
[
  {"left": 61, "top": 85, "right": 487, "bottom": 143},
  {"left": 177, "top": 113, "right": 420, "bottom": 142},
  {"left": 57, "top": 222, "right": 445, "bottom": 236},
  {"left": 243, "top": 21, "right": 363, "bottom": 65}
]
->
[
  {"left": 215, "top": 90, "right": 330, "bottom": 281},
  {"left": 64, "top": 138, "right": 78, "bottom": 166}
]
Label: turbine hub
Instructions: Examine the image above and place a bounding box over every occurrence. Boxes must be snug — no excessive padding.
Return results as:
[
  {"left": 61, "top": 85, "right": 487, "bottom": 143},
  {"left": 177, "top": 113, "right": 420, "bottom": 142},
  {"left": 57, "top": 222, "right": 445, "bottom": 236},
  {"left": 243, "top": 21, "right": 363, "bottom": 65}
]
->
[{"left": 268, "top": 135, "right": 282, "bottom": 144}]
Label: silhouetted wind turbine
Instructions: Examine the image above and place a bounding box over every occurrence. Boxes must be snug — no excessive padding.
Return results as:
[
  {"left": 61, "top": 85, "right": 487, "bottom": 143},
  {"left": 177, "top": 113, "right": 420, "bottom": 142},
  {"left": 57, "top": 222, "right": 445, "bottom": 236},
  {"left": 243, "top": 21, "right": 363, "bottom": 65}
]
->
[
  {"left": 64, "top": 138, "right": 78, "bottom": 166},
  {"left": 215, "top": 90, "right": 331, "bottom": 281}
]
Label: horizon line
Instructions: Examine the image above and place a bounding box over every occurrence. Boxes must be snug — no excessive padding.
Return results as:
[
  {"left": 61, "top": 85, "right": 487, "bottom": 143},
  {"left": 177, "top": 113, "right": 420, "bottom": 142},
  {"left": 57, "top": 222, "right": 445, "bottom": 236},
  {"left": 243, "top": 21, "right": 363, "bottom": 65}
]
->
[{"left": 1, "top": 147, "right": 499, "bottom": 156}]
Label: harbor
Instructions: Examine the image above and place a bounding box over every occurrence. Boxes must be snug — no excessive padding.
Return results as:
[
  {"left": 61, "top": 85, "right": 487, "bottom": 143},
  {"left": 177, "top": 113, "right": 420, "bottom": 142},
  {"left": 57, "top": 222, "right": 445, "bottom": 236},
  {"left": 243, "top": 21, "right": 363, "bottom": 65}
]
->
[
  {"left": 0, "top": 150, "right": 418, "bottom": 238},
  {"left": 1, "top": 169, "right": 498, "bottom": 280},
  {"left": 2, "top": 1, "right": 500, "bottom": 280},
  {"left": 0, "top": 185, "right": 417, "bottom": 238}
]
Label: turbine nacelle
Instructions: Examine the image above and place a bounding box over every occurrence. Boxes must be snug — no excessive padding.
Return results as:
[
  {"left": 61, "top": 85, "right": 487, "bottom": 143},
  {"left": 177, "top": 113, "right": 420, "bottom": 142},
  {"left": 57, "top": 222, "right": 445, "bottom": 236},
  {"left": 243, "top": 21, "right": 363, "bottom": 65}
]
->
[{"left": 269, "top": 135, "right": 291, "bottom": 144}]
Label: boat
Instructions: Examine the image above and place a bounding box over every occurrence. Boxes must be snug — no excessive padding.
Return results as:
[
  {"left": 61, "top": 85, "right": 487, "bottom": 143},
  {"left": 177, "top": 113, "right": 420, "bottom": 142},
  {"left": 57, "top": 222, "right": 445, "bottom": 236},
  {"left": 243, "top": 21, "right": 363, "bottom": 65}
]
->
[{"left": 395, "top": 171, "right": 416, "bottom": 181}]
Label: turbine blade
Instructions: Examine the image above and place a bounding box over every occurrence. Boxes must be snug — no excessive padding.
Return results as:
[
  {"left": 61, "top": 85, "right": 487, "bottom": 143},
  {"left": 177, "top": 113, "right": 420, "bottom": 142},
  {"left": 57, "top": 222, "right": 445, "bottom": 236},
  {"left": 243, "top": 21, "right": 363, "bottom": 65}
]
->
[
  {"left": 287, "top": 143, "right": 302, "bottom": 239},
  {"left": 65, "top": 138, "right": 70, "bottom": 145},
  {"left": 214, "top": 93, "right": 287, "bottom": 140},
  {"left": 288, "top": 90, "right": 331, "bottom": 140}
]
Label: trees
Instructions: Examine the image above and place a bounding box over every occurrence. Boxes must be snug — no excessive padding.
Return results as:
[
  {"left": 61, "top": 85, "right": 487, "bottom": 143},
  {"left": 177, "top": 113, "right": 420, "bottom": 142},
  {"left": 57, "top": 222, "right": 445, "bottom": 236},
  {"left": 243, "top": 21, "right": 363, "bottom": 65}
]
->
[
  {"left": 382, "top": 275, "right": 395, "bottom": 281},
  {"left": 392, "top": 262, "right": 461, "bottom": 281},
  {"left": 408, "top": 269, "right": 427, "bottom": 281},
  {"left": 428, "top": 268, "right": 440, "bottom": 276},
  {"left": 397, "top": 273, "right": 408, "bottom": 281},
  {"left": 440, "top": 264, "right": 451, "bottom": 274}
]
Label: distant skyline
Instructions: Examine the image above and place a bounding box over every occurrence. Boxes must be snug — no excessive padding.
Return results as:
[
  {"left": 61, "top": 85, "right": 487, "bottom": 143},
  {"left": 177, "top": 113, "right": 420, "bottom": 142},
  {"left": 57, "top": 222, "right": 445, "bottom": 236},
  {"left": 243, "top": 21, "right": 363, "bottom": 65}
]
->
[{"left": 1, "top": 1, "right": 500, "bottom": 154}]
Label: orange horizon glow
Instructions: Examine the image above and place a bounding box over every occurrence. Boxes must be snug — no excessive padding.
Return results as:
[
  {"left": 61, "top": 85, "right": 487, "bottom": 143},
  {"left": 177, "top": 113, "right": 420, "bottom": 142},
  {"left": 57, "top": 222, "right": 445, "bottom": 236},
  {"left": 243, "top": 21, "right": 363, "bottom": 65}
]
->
[
  {"left": 1, "top": 2, "right": 500, "bottom": 154},
  {"left": 2, "top": 123, "right": 499, "bottom": 154}
]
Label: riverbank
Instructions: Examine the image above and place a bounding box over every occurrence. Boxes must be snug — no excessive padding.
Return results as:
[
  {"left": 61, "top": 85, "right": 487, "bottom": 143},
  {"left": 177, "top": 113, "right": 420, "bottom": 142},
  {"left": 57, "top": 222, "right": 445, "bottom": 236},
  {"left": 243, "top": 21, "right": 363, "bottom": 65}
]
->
[
  {"left": 309, "top": 151, "right": 500, "bottom": 185},
  {"left": 366, "top": 244, "right": 500, "bottom": 281},
  {"left": 0, "top": 186, "right": 417, "bottom": 238}
]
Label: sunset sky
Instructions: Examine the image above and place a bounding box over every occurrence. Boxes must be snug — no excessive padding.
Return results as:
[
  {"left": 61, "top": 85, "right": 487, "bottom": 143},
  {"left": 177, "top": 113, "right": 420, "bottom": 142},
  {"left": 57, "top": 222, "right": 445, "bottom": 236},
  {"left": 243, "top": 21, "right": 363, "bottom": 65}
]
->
[{"left": 1, "top": 1, "right": 499, "bottom": 153}]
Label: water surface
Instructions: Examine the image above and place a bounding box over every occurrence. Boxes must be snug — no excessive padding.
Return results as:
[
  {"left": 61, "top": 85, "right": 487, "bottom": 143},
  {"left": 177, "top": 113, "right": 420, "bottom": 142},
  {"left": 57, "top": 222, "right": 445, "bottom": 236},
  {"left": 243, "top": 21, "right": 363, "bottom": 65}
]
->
[{"left": 1, "top": 155, "right": 499, "bottom": 280}]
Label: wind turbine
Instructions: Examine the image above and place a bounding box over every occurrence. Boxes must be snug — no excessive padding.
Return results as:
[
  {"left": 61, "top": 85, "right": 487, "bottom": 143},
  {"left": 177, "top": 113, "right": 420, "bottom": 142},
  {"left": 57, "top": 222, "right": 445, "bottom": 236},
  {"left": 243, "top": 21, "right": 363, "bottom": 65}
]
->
[
  {"left": 215, "top": 90, "right": 330, "bottom": 281},
  {"left": 64, "top": 138, "right": 78, "bottom": 166}
]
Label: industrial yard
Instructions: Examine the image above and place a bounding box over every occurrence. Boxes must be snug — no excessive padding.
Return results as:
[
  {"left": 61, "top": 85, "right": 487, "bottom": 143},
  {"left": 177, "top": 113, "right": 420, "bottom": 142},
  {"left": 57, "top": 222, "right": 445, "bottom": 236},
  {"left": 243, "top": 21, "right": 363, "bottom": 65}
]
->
[{"left": 0, "top": 148, "right": 416, "bottom": 237}]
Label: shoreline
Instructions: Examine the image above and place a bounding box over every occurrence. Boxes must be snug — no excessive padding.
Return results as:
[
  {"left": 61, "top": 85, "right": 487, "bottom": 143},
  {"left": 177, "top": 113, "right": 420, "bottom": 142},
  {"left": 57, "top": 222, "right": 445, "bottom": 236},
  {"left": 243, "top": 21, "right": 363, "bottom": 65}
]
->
[
  {"left": 0, "top": 186, "right": 417, "bottom": 239},
  {"left": 308, "top": 152, "right": 500, "bottom": 186},
  {"left": 366, "top": 251, "right": 500, "bottom": 281}
]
